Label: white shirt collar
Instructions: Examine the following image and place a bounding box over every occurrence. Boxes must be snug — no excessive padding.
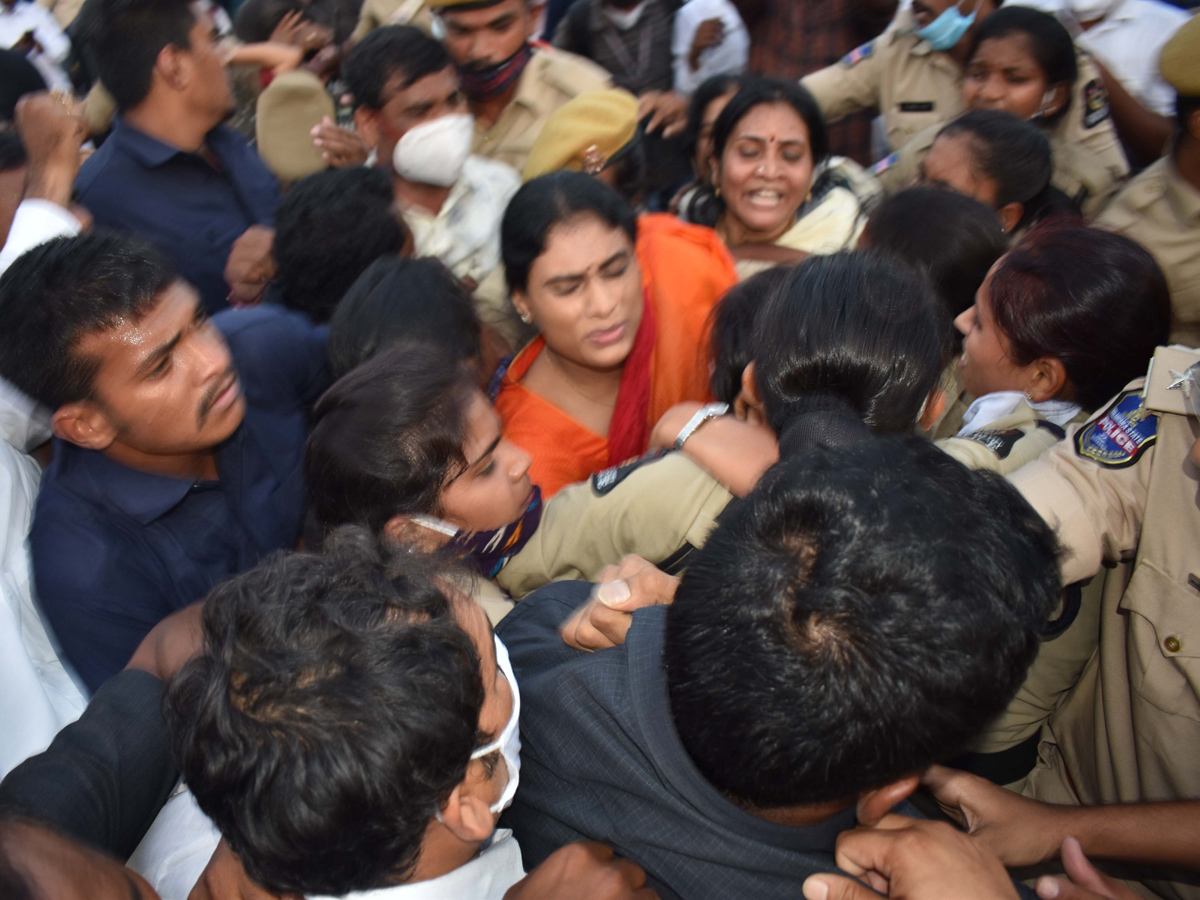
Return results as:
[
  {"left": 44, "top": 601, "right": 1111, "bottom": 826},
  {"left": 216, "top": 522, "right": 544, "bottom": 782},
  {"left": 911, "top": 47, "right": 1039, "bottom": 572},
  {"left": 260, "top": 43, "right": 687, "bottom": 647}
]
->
[
  {"left": 958, "top": 390, "right": 1081, "bottom": 435},
  {"left": 307, "top": 829, "right": 525, "bottom": 900}
]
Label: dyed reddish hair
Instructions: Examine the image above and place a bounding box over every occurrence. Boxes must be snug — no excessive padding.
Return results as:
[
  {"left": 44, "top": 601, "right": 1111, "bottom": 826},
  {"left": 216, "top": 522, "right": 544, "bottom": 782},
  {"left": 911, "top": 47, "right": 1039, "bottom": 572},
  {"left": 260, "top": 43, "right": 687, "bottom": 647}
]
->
[{"left": 988, "top": 220, "right": 1170, "bottom": 410}]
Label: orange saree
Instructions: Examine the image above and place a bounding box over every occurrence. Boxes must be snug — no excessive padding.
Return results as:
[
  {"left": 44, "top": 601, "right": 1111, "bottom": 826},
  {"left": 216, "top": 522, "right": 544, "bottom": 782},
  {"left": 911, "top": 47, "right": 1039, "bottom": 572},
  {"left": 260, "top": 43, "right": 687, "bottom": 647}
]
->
[{"left": 494, "top": 214, "right": 737, "bottom": 498}]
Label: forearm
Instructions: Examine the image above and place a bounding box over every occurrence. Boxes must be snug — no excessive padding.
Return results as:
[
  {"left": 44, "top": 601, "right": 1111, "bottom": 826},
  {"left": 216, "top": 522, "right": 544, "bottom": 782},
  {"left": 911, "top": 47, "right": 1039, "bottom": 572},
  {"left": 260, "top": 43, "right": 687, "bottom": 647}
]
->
[
  {"left": 670, "top": 417, "right": 778, "bottom": 497},
  {"left": 1040, "top": 801, "right": 1200, "bottom": 871}
]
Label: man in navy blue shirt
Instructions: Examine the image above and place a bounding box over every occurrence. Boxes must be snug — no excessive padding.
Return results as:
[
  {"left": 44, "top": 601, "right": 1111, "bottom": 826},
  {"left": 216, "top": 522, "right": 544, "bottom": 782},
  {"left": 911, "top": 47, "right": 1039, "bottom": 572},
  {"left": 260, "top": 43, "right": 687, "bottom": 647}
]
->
[
  {"left": 75, "top": 0, "right": 280, "bottom": 314},
  {"left": 496, "top": 437, "right": 1062, "bottom": 900},
  {"left": 0, "top": 232, "right": 327, "bottom": 692}
]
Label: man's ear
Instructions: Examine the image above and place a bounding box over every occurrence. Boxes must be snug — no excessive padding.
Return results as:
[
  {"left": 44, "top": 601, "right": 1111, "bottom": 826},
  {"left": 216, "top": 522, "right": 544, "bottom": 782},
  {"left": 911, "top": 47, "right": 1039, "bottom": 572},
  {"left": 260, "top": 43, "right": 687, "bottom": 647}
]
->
[
  {"left": 383, "top": 514, "right": 450, "bottom": 552},
  {"left": 856, "top": 774, "right": 920, "bottom": 827},
  {"left": 1026, "top": 356, "right": 1068, "bottom": 404},
  {"left": 919, "top": 386, "right": 947, "bottom": 430},
  {"left": 437, "top": 781, "right": 496, "bottom": 845},
  {"left": 996, "top": 201, "right": 1023, "bottom": 235},
  {"left": 526, "top": 1, "right": 546, "bottom": 40},
  {"left": 155, "top": 42, "right": 190, "bottom": 93},
  {"left": 51, "top": 402, "right": 118, "bottom": 451},
  {"left": 354, "top": 107, "right": 382, "bottom": 152}
]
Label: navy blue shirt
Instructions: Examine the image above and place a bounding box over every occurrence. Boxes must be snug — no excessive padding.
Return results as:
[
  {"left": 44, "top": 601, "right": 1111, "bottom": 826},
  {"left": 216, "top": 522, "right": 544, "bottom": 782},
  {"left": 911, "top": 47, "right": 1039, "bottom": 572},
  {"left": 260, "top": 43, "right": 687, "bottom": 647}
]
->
[
  {"left": 75, "top": 120, "right": 280, "bottom": 314},
  {"left": 29, "top": 306, "right": 328, "bottom": 693}
]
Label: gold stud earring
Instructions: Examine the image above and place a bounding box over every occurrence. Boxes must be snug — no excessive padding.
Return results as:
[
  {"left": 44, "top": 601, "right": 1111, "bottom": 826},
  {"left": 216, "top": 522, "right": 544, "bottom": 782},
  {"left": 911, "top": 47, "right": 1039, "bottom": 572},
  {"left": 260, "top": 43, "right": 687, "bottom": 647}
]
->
[{"left": 519, "top": 311, "right": 532, "bottom": 324}]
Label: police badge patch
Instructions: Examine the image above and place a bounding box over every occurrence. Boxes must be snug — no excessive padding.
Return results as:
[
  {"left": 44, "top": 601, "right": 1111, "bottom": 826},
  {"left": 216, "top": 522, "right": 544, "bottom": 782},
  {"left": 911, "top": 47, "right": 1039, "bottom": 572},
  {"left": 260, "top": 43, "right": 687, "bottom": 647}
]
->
[
  {"left": 1082, "top": 79, "right": 1110, "bottom": 130},
  {"left": 1074, "top": 389, "right": 1157, "bottom": 468}
]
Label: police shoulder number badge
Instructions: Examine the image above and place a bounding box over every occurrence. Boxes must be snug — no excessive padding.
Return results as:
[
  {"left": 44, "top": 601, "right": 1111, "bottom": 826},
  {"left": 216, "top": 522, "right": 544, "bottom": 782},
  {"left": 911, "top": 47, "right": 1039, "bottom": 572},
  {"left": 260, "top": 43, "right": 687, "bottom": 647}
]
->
[{"left": 1074, "top": 389, "right": 1157, "bottom": 468}]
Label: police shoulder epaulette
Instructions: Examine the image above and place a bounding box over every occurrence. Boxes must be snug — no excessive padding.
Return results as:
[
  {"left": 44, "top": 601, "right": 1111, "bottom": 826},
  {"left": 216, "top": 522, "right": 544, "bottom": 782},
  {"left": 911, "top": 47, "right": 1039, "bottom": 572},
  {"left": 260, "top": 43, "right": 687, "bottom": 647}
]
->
[
  {"left": 842, "top": 42, "right": 873, "bottom": 67},
  {"left": 1074, "top": 389, "right": 1157, "bottom": 468},
  {"left": 964, "top": 428, "right": 1024, "bottom": 459},
  {"left": 590, "top": 448, "right": 669, "bottom": 496}
]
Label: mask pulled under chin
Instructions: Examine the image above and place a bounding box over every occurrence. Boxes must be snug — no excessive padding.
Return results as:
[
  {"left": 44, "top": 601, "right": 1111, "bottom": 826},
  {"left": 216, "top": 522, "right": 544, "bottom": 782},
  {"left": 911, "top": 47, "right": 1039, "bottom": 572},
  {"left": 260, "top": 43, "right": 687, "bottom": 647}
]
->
[
  {"left": 458, "top": 43, "right": 534, "bottom": 100},
  {"left": 411, "top": 485, "right": 543, "bottom": 578},
  {"left": 392, "top": 113, "right": 475, "bottom": 187}
]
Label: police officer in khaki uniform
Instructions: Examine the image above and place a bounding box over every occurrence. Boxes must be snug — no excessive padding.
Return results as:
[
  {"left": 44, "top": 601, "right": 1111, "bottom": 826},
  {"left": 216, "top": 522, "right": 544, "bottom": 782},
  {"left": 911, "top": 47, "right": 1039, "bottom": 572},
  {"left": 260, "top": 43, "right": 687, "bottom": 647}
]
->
[
  {"left": 427, "top": 0, "right": 613, "bottom": 173},
  {"left": 1097, "top": 16, "right": 1200, "bottom": 347},
  {"left": 803, "top": 0, "right": 1124, "bottom": 170},
  {"left": 802, "top": 4, "right": 969, "bottom": 155},
  {"left": 988, "top": 345, "right": 1200, "bottom": 900}
]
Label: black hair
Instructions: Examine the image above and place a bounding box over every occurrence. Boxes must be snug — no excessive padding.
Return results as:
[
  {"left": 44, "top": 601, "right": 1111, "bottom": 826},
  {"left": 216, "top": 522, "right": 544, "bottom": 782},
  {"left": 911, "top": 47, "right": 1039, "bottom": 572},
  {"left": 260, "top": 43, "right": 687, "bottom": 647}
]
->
[
  {"left": 968, "top": 6, "right": 1077, "bottom": 126},
  {"left": 937, "top": 110, "right": 1051, "bottom": 210},
  {"left": 708, "top": 267, "right": 792, "bottom": 405},
  {"left": 665, "top": 435, "right": 1061, "bottom": 808},
  {"left": 681, "top": 72, "right": 746, "bottom": 165},
  {"left": 166, "top": 529, "right": 483, "bottom": 896},
  {"left": 0, "top": 232, "right": 177, "bottom": 409},
  {"left": 326, "top": 257, "right": 482, "bottom": 380},
  {"left": 306, "top": 344, "right": 477, "bottom": 537},
  {"left": 0, "top": 128, "right": 26, "bottom": 172},
  {"left": 273, "top": 167, "right": 409, "bottom": 324},
  {"left": 501, "top": 171, "right": 638, "bottom": 293},
  {"left": 753, "top": 252, "right": 942, "bottom": 436},
  {"left": 688, "top": 76, "right": 830, "bottom": 229},
  {"left": 601, "top": 134, "right": 648, "bottom": 207},
  {"left": 88, "top": 0, "right": 197, "bottom": 111},
  {"left": 861, "top": 186, "right": 1007, "bottom": 355},
  {"left": 0, "top": 49, "right": 47, "bottom": 122},
  {"left": 988, "top": 220, "right": 1170, "bottom": 410},
  {"left": 343, "top": 25, "right": 452, "bottom": 111},
  {"left": 1177, "top": 94, "right": 1200, "bottom": 136}
]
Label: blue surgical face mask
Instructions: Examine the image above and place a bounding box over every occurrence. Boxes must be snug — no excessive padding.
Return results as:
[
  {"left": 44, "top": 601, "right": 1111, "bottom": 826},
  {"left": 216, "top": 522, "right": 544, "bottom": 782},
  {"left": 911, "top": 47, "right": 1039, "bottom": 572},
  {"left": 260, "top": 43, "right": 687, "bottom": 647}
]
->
[{"left": 914, "top": 0, "right": 977, "bottom": 52}]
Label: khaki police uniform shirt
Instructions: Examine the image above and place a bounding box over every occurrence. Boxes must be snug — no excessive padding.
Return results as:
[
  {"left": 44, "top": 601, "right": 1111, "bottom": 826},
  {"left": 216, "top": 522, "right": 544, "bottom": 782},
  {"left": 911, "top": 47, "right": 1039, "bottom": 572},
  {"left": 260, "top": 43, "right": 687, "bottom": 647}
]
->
[
  {"left": 496, "top": 451, "right": 733, "bottom": 599},
  {"left": 1006, "top": 347, "right": 1200, "bottom": 900},
  {"left": 803, "top": 11, "right": 1128, "bottom": 167},
  {"left": 1097, "top": 158, "right": 1200, "bottom": 348},
  {"left": 801, "top": 9, "right": 961, "bottom": 155},
  {"left": 351, "top": 0, "right": 433, "bottom": 41},
  {"left": 937, "top": 400, "right": 1069, "bottom": 476},
  {"left": 472, "top": 47, "right": 613, "bottom": 173}
]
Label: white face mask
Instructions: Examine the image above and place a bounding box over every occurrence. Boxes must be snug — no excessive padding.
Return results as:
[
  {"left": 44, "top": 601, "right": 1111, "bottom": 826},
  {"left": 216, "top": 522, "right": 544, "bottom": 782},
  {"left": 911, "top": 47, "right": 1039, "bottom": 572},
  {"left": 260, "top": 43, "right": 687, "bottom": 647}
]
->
[
  {"left": 392, "top": 113, "right": 475, "bottom": 187},
  {"left": 605, "top": 1, "right": 646, "bottom": 30},
  {"left": 472, "top": 635, "right": 522, "bottom": 815},
  {"left": 1064, "top": 0, "right": 1120, "bottom": 22}
]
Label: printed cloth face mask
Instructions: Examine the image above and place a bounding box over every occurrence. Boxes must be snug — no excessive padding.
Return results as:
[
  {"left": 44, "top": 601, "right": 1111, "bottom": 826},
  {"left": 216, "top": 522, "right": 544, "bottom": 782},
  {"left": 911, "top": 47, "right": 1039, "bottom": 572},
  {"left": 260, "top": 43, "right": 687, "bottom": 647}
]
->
[{"left": 410, "top": 486, "right": 543, "bottom": 578}]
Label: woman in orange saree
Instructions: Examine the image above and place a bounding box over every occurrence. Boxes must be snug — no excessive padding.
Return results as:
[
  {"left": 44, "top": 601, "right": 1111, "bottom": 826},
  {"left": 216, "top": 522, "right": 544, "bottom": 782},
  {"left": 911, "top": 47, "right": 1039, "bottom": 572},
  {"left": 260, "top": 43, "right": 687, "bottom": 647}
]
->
[{"left": 494, "top": 172, "right": 736, "bottom": 498}]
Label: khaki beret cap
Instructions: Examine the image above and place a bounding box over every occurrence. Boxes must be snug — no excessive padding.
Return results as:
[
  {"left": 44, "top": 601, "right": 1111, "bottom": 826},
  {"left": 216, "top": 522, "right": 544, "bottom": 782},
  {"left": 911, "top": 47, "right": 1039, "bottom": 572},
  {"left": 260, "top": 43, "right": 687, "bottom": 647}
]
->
[
  {"left": 256, "top": 70, "right": 335, "bottom": 185},
  {"left": 1160, "top": 14, "right": 1200, "bottom": 96},
  {"left": 522, "top": 88, "right": 639, "bottom": 181}
]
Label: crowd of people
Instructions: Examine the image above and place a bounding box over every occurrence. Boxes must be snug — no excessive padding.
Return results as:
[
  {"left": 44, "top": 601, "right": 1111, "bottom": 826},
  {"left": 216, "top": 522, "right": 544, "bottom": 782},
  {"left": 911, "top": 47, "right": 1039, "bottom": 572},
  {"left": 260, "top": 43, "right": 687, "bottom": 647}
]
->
[{"left": 0, "top": 0, "right": 1198, "bottom": 897}]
